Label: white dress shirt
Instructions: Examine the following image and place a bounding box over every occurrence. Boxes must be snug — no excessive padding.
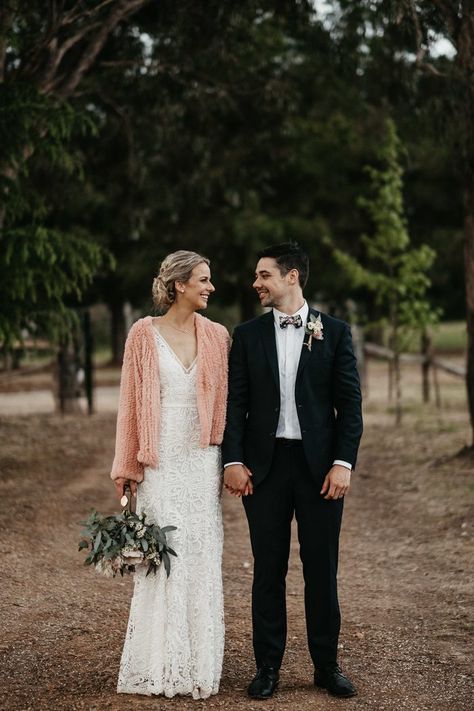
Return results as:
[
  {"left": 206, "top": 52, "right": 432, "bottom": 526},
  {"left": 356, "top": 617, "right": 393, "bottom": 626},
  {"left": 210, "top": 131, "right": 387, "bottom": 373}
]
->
[
  {"left": 224, "top": 300, "right": 351, "bottom": 471},
  {"left": 273, "top": 302, "right": 308, "bottom": 439}
]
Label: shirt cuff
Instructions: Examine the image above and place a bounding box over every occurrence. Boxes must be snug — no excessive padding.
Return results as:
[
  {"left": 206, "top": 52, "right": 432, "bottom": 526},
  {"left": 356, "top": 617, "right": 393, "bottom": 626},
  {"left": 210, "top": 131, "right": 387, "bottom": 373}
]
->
[
  {"left": 223, "top": 461, "right": 243, "bottom": 468},
  {"left": 333, "top": 460, "right": 352, "bottom": 471}
]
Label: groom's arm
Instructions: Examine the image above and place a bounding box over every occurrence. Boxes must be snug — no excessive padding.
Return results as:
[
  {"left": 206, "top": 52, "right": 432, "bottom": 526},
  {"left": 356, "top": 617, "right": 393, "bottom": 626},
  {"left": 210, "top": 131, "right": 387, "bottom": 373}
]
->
[{"left": 332, "top": 324, "right": 363, "bottom": 469}]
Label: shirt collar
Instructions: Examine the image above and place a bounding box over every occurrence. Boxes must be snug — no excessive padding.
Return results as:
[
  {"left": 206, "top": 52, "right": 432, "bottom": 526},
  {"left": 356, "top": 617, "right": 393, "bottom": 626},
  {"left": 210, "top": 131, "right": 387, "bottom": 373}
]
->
[{"left": 273, "top": 300, "right": 309, "bottom": 327}]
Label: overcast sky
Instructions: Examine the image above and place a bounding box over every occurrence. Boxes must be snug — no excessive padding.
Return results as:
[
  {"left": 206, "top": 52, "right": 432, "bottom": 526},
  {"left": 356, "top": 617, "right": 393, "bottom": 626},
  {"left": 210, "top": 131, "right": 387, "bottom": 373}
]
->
[{"left": 312, "top": 0, "right": 456, "bottom": 58}]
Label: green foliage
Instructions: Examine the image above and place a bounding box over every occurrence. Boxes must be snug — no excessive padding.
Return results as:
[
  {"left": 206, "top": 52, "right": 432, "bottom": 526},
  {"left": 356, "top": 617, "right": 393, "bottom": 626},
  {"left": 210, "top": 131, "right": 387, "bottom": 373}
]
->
[
  {"left": 0, "top": 0, "right": 465, "bottom": 342},
  {"left": 334, "top": 118, "right": 440, "bottom": 349},
  {"left": 0, "top": 225, "right": 112, "bottom": 345},
  {"left": 0, "top": 82, "right": 110, "bottom": 346},
  {"left": 79, "top": 508, "right": 177, "bottom": 579},
  {"left": 0, "top": 83, "right": 95, "bottom": 176}
]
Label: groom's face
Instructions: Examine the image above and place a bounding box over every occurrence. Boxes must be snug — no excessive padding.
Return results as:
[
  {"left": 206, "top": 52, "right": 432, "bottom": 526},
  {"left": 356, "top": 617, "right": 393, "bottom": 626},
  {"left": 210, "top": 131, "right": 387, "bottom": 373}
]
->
[{"left": 253, "top": 257, "right": 291, "bottom": 309}]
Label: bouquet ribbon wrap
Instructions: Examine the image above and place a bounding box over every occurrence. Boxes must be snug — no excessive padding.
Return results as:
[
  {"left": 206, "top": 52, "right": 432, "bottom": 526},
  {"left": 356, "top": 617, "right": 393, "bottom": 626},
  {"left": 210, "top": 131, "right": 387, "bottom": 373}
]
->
[{"left": 121, "top": 483, "right": 136, "bottom": 513}]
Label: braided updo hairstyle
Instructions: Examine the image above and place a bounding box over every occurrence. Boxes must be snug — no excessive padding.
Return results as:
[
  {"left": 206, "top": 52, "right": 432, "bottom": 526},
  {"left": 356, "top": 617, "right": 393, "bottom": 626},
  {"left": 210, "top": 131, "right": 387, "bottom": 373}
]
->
[{"left": 152, "top": 250, "right": 210, "bottom": 312}]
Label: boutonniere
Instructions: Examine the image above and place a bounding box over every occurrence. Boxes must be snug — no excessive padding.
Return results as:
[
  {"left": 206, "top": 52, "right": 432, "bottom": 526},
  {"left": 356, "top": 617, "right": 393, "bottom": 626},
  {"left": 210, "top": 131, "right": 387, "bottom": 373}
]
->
[{"left": 304, "top": 313, "right": 324, "bottom": 351}]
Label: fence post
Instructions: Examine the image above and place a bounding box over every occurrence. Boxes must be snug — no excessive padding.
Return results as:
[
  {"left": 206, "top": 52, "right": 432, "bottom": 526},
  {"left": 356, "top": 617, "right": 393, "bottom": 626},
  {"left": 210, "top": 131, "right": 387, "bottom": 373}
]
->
[{"left": 421, "top": 330, "right": 431, "bottom": 403}]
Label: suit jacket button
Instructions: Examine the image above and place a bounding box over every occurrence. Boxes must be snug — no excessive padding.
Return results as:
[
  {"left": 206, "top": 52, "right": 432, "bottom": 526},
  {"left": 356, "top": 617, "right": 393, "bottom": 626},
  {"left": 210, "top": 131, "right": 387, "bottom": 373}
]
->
[
  {"left": 270, "top": 432, "right": 275, "bottom": 436},
  {"left": 302, "top": 429, "right": 306, "bottom": 434}
]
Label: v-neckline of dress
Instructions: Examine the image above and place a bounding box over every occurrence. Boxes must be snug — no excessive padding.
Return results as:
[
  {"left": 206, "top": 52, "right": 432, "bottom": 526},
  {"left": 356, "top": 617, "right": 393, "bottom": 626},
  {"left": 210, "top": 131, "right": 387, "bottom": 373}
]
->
[{"left": 153, "top": 327, "right": 197, "bottom": 374}]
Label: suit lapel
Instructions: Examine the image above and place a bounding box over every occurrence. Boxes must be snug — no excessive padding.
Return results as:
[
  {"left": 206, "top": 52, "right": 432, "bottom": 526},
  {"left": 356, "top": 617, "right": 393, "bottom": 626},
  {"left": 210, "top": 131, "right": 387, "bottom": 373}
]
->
[
  {"left": 260, "top": 311, "right": 280, "bottom": 389},
  {"left": 296, "top": 307, "right": 319, "bottom": 382}
]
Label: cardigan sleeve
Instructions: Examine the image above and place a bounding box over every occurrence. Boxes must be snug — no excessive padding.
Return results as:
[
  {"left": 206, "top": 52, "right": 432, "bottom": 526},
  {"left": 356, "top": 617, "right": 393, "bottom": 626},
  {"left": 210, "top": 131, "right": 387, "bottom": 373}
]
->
[
  {"left": 110, "top": 325, "right": 145, "bottom": 483},
  {"left": 209, "top": 323, "right": 230, "bottom": 444}
]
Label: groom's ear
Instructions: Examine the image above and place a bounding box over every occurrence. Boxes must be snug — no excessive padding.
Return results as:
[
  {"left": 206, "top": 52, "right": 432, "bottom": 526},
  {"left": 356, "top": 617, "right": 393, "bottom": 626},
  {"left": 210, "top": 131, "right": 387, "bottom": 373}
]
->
[{"left": 287, "top": 268, "right": 300, "bottom": 285}]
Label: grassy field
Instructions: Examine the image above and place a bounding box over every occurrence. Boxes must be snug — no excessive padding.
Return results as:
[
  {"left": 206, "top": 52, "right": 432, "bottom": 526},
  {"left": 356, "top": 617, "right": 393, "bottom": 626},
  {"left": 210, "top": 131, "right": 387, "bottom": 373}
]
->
[{"left": 389, "top": 320, "right": 467, "bottom": 355}]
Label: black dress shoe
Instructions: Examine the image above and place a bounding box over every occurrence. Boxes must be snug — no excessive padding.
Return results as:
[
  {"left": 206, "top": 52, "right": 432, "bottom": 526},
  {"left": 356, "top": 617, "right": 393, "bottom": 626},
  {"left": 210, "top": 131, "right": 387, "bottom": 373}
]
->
[
  {"left": 314, "top": 664, "right": 356, "bottom": 698},
  {"left": 248, "top": 667, "right": 280, "bottom": 699}
]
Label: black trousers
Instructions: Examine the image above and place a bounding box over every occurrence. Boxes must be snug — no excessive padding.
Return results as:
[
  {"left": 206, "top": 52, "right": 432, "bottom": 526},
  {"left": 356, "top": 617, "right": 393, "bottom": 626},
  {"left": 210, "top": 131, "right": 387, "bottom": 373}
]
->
[{"left": 243, "top": 439, "right": 344, "bottom": 670}]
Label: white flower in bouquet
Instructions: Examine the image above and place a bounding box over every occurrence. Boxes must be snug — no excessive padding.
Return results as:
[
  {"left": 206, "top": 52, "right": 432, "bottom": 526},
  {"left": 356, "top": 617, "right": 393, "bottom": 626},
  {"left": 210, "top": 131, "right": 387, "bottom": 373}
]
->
[{"left": 146, "top": 551, "right": 162, "bottom": 565}]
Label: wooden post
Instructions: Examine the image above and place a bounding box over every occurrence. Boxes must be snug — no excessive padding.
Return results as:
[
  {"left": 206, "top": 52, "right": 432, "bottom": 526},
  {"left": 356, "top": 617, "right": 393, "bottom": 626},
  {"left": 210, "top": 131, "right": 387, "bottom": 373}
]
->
[
  {"left": 55, "top": 335, "right": 81, "bottom": 414},
  {"left": 83, "top": 310, "right": 94, "bottom": 415},
  {"left": 421, "top": 330, "right": 431, "bottom": 403},
  {"left": 432, "top": 362, "right": 442, "bottom": 409},
  {"left": 388, "top": 330, "right": 394, "bottom": 402},
  {"left": 394, "top": 350, "right": 402, "bottom": 425}
]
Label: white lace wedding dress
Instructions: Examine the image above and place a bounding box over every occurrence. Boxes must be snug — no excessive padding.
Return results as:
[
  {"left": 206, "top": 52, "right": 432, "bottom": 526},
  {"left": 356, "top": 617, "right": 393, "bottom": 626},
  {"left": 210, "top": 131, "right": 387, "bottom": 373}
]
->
[{"left": 117, "top": 329, "right": 224, "bottom": 699}]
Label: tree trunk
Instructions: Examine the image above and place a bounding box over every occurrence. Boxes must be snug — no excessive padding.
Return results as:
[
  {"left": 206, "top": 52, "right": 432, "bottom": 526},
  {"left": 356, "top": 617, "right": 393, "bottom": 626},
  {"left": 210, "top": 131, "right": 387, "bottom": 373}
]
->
[
  {"left": 83, "top": 310, "right": 94, "bottom": 415},
  {"left": 458, "top": 4, "right": 474, "bottom": 448},
  {"left": 54, "top": 337, "right": 81, "bottom": 414},
  {"left": 464, "top": 177, "right": 474, "bottom": 446},
  {"left": 109, "top": 301, "right": 126, "bottom": 365}
]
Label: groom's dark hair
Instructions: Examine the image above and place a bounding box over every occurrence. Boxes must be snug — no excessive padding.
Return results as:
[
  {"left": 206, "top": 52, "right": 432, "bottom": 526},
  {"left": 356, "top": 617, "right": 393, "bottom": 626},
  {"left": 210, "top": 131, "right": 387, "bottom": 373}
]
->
[{"left": 257, "top": 242, "right": 309, "bottom": 289}]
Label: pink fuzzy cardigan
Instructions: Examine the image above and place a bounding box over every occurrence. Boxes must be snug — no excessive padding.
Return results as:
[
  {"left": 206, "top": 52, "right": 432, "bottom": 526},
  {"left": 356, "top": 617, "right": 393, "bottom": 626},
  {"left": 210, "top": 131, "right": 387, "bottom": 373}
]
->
[{"left": 110, "top": 314, "right": 230, "bottom": 482}]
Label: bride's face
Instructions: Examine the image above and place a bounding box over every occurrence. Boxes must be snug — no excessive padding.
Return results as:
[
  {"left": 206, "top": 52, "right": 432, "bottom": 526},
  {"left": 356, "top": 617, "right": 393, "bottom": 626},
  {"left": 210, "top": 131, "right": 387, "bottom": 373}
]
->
[{"left": 178, "top": 262, "right": 215, "bottom": 310}]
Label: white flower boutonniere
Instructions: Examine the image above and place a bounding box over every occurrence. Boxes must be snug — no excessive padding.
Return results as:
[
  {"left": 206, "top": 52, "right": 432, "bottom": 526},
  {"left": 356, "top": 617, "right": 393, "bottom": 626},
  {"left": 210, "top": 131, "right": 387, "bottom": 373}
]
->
[{"left": 304, "top": 313, "right": 324, "bottom": 351}]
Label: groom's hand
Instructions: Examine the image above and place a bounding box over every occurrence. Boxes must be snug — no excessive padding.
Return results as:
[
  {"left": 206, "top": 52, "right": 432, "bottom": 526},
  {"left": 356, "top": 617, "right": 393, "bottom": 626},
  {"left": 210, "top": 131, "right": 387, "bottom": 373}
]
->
[
  {"left": 320, "top": 465, "right": 351, "bottom": 500},
  {"left": 224, "top": 464, "right": 253, "bottom": 497}
]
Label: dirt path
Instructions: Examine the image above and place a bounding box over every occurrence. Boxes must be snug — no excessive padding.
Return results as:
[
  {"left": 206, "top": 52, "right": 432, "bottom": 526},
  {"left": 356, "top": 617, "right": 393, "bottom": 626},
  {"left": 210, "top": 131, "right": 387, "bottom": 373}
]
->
[{"left": 0, "top": 412, "right": 472, "bottom": 711}]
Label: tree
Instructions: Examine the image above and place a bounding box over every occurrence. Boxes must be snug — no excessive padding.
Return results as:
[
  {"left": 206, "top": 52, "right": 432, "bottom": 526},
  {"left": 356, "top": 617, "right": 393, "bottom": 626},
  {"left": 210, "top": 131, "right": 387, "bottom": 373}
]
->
[
  {"left": 334, "top": 119, "right": 438, "bottom": 424},
  {"left": 123, "top": 2, "right": 376, "bottom": 321},
  {"left": 0, "top": 0, "right": 151, "bottom": 345},
  {"left": 334, "top": 0, "right": 474, "bottom": 443},
  {"left": 401, "top": 0, "right": 474, "bottom": 446}
]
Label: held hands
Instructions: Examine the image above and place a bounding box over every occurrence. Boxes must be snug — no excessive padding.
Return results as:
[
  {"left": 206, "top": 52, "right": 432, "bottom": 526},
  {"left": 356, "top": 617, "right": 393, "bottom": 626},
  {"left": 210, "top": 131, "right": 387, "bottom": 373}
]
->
[
  {"left": 320, "top": 465, "right": 351, "bottom": 500},
  {"left": 224, "top": 464, "right": 253, "bottom": 497},
  {"left": 113, "top": 477, "right": 138, "bottom": 501}
]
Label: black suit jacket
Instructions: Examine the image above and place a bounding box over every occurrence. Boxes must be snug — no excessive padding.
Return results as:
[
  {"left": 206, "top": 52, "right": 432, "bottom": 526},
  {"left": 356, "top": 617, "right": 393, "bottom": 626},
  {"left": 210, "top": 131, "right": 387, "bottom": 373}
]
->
[{"left": 222, "top": 308, "right": 363, "bottom": 487}]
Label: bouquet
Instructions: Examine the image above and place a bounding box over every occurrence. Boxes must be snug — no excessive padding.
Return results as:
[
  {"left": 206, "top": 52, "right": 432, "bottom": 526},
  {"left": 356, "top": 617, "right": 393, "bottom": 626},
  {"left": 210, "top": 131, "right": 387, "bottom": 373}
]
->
[{"left": 78, "top": 507, "right": 177, "bottom": 578}]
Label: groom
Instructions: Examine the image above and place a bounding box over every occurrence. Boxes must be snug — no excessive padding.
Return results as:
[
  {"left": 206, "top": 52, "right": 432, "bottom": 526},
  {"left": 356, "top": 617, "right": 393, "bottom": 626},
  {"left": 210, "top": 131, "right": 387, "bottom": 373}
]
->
[{"left": 223, "top": 243, "right": 363, "bottom": 699}]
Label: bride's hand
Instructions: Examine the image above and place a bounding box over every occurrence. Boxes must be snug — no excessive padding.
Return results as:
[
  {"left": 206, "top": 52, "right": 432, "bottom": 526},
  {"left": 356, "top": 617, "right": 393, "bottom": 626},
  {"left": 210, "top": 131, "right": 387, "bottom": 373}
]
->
[{"left": 113, "top": 477, "right": 138, "bottom": 500}]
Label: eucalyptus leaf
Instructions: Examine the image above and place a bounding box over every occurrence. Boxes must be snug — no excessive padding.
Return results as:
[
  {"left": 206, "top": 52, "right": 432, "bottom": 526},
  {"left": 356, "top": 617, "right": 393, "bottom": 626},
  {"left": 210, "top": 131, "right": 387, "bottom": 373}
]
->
[{"left": 93, "top": 530, "right": 102, "bottom": 552}]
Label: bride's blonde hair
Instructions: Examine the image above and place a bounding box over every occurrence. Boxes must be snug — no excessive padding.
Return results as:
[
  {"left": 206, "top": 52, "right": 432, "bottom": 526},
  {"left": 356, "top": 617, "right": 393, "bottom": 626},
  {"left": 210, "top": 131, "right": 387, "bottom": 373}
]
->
[{"left": 152, "top": 250, "right": 210, "bottom": 312}]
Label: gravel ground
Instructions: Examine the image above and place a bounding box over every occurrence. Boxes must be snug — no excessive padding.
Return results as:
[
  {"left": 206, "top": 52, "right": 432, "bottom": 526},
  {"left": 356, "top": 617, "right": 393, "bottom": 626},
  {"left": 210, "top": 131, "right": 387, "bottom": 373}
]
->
[{"left": 0, "top": 410, "right": 472, "bottom": 711}]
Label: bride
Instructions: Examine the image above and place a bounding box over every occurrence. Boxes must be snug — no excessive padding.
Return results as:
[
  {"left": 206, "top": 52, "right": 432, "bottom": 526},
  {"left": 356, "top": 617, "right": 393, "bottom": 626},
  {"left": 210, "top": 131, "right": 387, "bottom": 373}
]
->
[{"left": 110, "top": 250, "right": 229, "bottom": 699}]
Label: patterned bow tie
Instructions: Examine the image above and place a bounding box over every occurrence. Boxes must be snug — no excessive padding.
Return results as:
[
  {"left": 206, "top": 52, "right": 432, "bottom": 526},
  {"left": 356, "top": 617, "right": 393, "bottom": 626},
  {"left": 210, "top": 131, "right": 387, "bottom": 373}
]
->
[{"left": 279, "top": 314, "right": 303, "bottom": 329}]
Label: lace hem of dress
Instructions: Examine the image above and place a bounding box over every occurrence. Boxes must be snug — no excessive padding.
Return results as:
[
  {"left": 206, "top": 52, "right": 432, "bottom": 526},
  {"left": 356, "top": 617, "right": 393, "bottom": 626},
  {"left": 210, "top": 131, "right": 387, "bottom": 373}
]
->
[{"left": 117, "top": 675, "right": 220, "bottom": 699}]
